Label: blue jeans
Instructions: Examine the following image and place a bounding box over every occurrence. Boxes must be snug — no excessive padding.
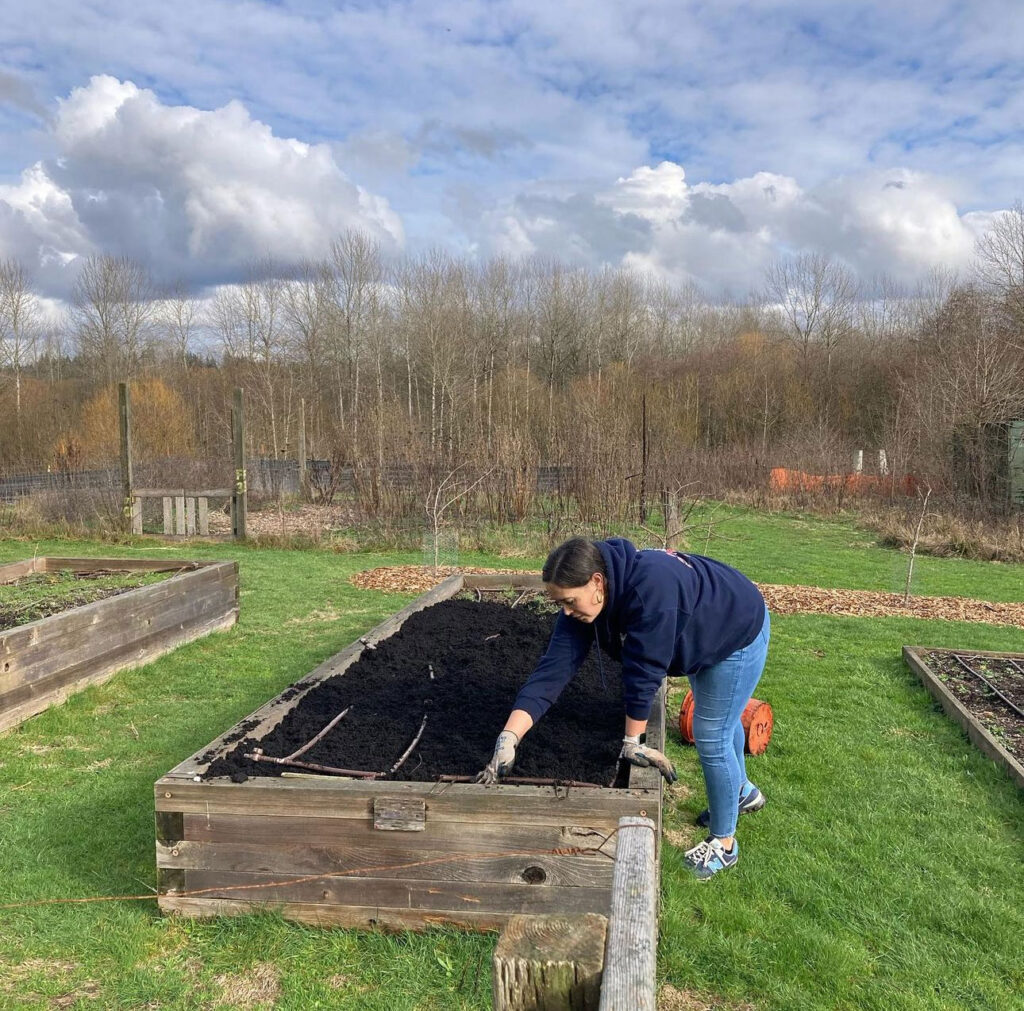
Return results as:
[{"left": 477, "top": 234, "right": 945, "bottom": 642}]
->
[{"left": 687, "top": 606, "right": 770, "bottom": 838}]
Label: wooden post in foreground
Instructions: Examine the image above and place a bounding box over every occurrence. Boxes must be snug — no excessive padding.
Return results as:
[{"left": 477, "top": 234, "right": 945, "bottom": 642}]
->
[
  {"left": 598, "top": 816, "right": 658, "bottom": 1011},
  {"left": 231, "top": 387, "right": 247, "bottom": 539},
  {"left": 493, "top": 913, "right": 607, "bottom": 1011},
  {"left": 118, "top": 382, "right": 141, "bottom": 534}
]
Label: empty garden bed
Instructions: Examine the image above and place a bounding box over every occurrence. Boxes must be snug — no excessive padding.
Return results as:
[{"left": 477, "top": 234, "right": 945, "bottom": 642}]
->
[
  {"left": 904, "top": 646, "right": 1024, "bottom": 789},
  {"left": 0, "top": 557, "right": 239, "bottom": 733},
  {"left": 156, "top": 572, "right": 664, "bottom": 931}
]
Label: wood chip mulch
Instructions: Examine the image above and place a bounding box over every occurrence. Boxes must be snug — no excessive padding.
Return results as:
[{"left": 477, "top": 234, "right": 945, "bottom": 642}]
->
[{"left": 350, "top": 566, "right": 1024, "bottom": 630}]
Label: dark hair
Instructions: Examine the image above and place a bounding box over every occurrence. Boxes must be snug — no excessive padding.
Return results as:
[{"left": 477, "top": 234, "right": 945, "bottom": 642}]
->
[{"left": 542, "top": 538, "right": 607, "bottom": 587}]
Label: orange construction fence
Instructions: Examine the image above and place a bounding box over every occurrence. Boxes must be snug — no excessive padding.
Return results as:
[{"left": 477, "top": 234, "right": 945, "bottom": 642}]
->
[{"left": 769, "top": 467, "right": 920, "bottom": 496}]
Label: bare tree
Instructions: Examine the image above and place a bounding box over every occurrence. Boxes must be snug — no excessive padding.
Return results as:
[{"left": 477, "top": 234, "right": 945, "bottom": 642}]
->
[
  {"left": 72, "top": 255, "right": 157, "bottom": 383},
  {"left": 160, "top": 281, "right": 203, "bottom": 371},
  {"left": 975, "top": 200, "right": 1024, "bottom": 335},
  {"left": 212, "top": 259, "right": 291, "bottom": 459},
  {"left": 0, "top": 258, "right": 40, "bottom": 460}
]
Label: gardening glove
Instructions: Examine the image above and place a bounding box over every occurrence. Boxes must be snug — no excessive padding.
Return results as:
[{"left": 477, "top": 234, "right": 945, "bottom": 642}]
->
[
  {"left": 475, "top": 730, "right": 519, "bottom": 784},
  {"left": 620, "top": 735, "right": 678, "bottom": 784}
]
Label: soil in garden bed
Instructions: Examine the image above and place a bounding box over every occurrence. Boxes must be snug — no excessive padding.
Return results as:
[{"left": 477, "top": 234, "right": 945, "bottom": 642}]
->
[
  {"left": 205, "top": 597, "right": 630, "bottom": 786},
  {"left": 0, "top": 570, "right": 169, "bottom": 632},
  {"left": 925, "top": 650, "right": 1024, "bottom": 765}
]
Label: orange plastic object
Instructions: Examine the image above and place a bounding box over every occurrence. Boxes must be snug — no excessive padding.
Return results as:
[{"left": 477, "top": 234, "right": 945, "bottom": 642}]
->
[{"left": 678, "top": 690, "right": 773, "bottom": 755}]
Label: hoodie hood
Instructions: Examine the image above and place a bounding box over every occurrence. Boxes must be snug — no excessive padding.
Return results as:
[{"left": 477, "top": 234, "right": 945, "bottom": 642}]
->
[{"left": 595, "top": 537, "right": 640, "bottom": 619}]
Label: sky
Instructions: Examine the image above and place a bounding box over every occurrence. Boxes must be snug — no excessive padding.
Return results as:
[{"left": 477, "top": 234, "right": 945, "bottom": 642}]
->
[{"left": 1, "top": 0, "right": 1022, "bottom": 300}]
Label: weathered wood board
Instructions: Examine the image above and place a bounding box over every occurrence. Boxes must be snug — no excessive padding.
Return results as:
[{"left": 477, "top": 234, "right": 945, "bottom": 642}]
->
[
  {"left": 156, "top": 573, "right": 664, "bottom": 932},
  {"left": 1, "top": 558, "right": 239, "bottom": 734}
]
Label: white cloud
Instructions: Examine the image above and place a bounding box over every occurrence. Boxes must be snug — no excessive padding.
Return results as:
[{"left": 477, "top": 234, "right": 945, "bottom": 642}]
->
[
  {"left": 0, "top": 76, "right": 404, "bottom": 295},
  {"left": 480, "top": 161, "right": 991, "bottom": 295}
]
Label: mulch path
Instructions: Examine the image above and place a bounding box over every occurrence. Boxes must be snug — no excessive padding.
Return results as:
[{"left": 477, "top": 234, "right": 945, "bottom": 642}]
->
[{"left": 350, "top": 566, "right": 1024, "bottom": 630}]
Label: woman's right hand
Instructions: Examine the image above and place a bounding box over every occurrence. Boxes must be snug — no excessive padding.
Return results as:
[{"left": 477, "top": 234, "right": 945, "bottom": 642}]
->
[{"left": 475, "top": 730, "right": 519, "bottom": 783}]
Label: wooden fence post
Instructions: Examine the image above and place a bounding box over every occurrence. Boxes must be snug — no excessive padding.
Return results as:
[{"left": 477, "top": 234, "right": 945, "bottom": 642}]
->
[
  {"left": 493, "top": 913, "right": 607, "bottom": 1011},
  {"left": 231, "top": 388, "right": 247, "bottom": 539},
  {"left": 118, "top": 382, "right": 141, "bottom": 534},
  {"left": 598, "top": 816, "right": 658, "bottom": 1010},
  {"left": 298, "top": 397, "right": 308, "bottom": 500}
]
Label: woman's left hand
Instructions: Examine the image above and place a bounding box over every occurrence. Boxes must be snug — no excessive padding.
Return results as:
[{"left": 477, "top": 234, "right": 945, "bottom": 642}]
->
[{"left": 620, "top": 736, "right": 678, "bottom": 783}]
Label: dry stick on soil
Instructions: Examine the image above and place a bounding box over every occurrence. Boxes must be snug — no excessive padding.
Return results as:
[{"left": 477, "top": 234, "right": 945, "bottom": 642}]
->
[
  {"left": 283, "top": 705, "right": 352, "bottom": 762},
  {"left": 438, "top": 774, "right": 604, "bottom": 788},
  {"left": 510, "top": 589, "right": 532, "bottom": 609},
  {"left": 952, "top": 653, "right": 1024, "bottom": 719},
  {"left": 903, "top": 485, "right": 932, "bottom": 605},
  {"left": 244, "top": 751, "right": 384, "bottom": 779},
  {"left": 388, "top": 713, "right": 429, "bottom": 775}
]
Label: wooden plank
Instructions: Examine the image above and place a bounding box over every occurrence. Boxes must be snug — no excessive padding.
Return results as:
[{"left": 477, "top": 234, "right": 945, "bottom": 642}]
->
[
  {"left": 163, "top": 498, "right": 173, "bottom": 535},
  {"left": 174, "top": 495, "right": 186, "bottom": 536},
  {"left": 156, "top": 779, "right": 656, "bottom": 824},
  {"left": 0, "top": 578, "right": 238, "bottom": 696},
  {"left": 0, "top": 558, "right": 42, "bottom": 584},
  {"left": 158, "top": 894, "right": 514, "bottom": 932},
  {"left": 0, "top": 563, "right": 233, "bottom": 654},
  {"left": 157, "top": 840, "right": 614, "bottom": 889},
  {"left": 462, "top": 573, "right": 545, "bottom": 590},
  {"left": 0, "top": 585, "right": 236, "bottom": 690},
  {"left": 373, "top": 796, "right": 426, "bottom": 831},
  {"left": 177, "top": 868, "right": 613, "bottom": 916},
  {"left": 0, "top": 605, "right": 238, "bottom": 720},
  {"left": 119, "top": 381, "right": 133, "bottom": 534},
  {"left": 0, "top": 609, "right": 237, "bottom": 733},
  {"left": 0, "top": 574, "right": 235, "bottom": 688},
  {"left": 197, "top": 498, "right": 209, "bottom": 536},
  {"left": 184, "top": 498, "right": 196, "bottom": 536},
  {"left": 598, "top": 817, "right": 658, "bottom": 1011},
  {"left": 131, "top": 497, "right": 143, "bottom": 535},
  {"left": 627, "top": 683, "right": 667, "bottom": 803},
  {"left": 493, "top": 914, "right": 607, "bottom": 1011},
  {"left": 178, "top": 813, "right": 619, "bottom": 858},
  {"left": 232, "top": 387, "right": 246, "bottom": 539},
  {"left": 37, "top": 557, "right": 215, "bottom": 574},
  {"left": 903, "top": 647, "right": 1024, "bottom": 790}
]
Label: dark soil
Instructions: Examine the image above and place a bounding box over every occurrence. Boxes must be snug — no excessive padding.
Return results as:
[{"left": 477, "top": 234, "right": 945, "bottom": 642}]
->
[
  {"left": 925, "top": 650, "right": 1024, "bottom": 766},
  {"left": 205, "top": 596, "right": 629, "bottom": 785}
]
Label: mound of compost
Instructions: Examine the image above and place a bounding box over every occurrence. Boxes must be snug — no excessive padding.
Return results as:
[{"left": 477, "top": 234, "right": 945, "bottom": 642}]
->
[{"left": 205, "top": 597, "right": 628, "bottom": 785}]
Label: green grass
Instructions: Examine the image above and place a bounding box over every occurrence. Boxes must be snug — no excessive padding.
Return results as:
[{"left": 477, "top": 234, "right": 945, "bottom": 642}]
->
[{"left": 0, "top": 515, "right": 1022, "bottom": 1010}]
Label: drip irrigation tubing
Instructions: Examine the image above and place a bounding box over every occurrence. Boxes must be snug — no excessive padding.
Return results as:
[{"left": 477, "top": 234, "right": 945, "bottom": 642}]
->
[{"left": 952, "top": 653, "right": 1024, "bottom": 720}]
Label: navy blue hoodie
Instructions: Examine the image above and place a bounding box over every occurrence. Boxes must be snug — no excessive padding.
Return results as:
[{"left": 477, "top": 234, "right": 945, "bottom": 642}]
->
[{"left": 513, "top": 538, "right": 766, "bottom": 723}]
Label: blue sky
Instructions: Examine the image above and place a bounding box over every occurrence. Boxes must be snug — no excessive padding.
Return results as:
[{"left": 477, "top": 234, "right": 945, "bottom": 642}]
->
[{"left": 1, "top": 0, "right": 1022, "bottom": 297}]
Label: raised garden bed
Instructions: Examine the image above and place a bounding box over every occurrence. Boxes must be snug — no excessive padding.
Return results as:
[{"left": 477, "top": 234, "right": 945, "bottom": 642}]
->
[
  {"left": 903, "top": 646, "right": 1024, "bottom": 789},
  {"left": 155, "top": 573, "right": 664, "bottom": 932},
  {"left": 0, "top": 557, "right": 239, "bottom": 734}
]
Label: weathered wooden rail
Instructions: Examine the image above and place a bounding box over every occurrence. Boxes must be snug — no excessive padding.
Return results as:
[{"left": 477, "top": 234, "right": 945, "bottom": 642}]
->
[
  {"left": 155, "top": 572, "right": 665, "bottom": 931},
  {"left": 0, "top": 557, "right": 239, "bottom": 734}
]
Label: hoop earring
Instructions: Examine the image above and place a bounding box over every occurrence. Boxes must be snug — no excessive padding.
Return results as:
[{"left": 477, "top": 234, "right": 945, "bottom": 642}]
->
[{"left": 595, "top": 593, "right": 604, "bottom": 604}]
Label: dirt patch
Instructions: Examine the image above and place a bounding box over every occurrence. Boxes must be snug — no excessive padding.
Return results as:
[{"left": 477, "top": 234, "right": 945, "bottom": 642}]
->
[
  {"left": 205, "top": 597, "right": 626, "bottom": 785},
  {"left": 213, "top": 963, "right": 281, "bottom": 1009},
  {"left": 922, "top": 650, "right": 1024, "bottom": 765},
  {"left": 352, "top": 566, "right": 1024, "bottom": 629},
  {"left": 658, "top": 984, "right": 756, "bottom": 1010}
]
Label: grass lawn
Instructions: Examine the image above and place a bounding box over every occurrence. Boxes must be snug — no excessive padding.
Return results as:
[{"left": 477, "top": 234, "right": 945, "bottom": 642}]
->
[{"left": 0, "top": 513, "right": 1021, "bottom": 1010}]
